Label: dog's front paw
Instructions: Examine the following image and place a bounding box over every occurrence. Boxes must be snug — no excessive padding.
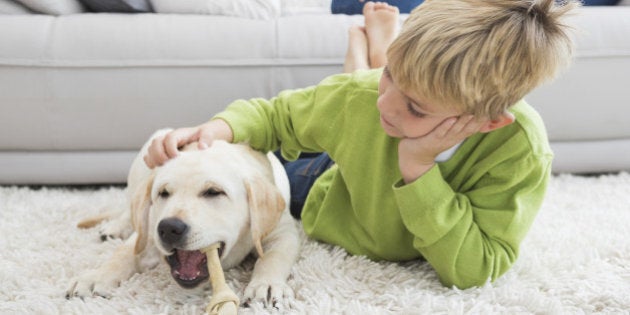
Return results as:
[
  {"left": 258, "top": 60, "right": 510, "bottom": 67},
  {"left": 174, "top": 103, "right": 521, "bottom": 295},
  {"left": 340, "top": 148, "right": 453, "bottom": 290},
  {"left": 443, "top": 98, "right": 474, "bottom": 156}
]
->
[
  {"left": 242, "top": 280, "right": 294, "bottom": 308},
  {"left": 65, "top": 269, "right": 120, "bottom": 299}
]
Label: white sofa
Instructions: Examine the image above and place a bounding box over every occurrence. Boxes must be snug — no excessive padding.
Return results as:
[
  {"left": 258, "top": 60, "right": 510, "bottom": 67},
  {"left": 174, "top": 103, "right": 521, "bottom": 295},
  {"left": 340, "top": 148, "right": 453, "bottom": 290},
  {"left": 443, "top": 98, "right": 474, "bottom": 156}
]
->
[{"left": 1, "top": 6, "right": 629, "bottom": 184}]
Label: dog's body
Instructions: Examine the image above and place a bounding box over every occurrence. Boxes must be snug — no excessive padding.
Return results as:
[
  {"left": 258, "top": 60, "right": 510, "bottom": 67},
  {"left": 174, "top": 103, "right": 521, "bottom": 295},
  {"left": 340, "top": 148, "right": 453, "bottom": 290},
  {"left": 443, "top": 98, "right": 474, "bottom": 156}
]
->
[{"left": 67, "top": 129, "right": 300, "bottom": 305}]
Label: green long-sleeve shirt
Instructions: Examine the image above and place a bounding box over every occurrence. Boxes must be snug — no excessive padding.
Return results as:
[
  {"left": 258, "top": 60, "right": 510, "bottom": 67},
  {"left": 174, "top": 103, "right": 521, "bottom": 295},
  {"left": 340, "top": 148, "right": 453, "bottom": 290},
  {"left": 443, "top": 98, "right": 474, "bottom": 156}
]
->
[{"left": 215, "top": 69, "right": 553, "bottom": 289}]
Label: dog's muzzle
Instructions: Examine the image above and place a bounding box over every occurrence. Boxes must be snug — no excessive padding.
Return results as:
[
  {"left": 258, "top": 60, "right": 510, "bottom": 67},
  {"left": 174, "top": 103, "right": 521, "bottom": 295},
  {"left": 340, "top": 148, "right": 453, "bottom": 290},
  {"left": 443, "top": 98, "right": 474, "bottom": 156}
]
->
[{"left": 158, "top": 217, "right": 226, "bottom": 288}]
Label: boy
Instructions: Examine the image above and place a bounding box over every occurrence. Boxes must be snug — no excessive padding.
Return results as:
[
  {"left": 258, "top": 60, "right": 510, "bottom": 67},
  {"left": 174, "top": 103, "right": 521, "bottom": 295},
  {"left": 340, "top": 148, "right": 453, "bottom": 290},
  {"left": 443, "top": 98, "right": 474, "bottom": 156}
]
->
[{"left": 144, "top": 0, "right": 578, "bottom": 289}]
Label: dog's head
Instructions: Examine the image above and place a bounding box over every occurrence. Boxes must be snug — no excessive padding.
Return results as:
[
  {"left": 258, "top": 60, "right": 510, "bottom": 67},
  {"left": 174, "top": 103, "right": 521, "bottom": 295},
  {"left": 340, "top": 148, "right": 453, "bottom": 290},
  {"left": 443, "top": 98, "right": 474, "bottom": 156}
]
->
[{"left": 130, "top": 141, "right": 286, "bottom": 288}]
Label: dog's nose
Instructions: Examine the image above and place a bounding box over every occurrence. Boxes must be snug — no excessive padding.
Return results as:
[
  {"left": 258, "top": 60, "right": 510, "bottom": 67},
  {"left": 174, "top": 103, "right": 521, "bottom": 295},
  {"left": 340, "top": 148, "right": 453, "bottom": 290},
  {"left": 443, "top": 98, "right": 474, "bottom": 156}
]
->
[{"left": 158, "top": 217, "right": 189, "bottom": 246}]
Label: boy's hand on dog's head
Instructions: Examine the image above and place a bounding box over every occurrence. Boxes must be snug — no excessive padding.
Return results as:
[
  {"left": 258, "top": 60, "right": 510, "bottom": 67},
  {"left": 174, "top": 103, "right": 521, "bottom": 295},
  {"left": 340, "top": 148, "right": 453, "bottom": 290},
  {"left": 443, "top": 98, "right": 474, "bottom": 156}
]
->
[
  {"left": 144, "top": 127, "right": 198, "bottom": 168},
  {"left": 144, "top": 120, "right": 234, "bottom": 169}
]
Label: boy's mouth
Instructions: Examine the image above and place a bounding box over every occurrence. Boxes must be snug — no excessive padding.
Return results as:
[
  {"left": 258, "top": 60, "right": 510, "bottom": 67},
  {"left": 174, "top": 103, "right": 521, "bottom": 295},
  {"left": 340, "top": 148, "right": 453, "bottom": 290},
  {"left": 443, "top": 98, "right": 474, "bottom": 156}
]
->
[
  {"left": 380, "top": 115, "right": 398, "bottom": 135},
  {"left": 380, "top": 115, "right": 394, "bottom": 128}
]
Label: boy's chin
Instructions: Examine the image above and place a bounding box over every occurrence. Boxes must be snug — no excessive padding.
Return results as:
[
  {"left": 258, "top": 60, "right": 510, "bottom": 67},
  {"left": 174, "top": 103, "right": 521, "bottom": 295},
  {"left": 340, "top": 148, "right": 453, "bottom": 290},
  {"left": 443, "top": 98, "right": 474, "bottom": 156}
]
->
[{"left": 381, "top": 128, "right": 403, "bottom": 139}]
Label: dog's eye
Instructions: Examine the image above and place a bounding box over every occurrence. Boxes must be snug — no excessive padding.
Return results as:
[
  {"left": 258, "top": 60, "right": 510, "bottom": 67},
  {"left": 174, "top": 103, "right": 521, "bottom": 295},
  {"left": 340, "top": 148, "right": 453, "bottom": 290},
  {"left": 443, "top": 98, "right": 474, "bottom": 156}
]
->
[
  {"left": 158, "top": 189, "right": 170, "bottom": 199},
  {"left": 202, "top": 188, "right": 224, "bottom": 198}
]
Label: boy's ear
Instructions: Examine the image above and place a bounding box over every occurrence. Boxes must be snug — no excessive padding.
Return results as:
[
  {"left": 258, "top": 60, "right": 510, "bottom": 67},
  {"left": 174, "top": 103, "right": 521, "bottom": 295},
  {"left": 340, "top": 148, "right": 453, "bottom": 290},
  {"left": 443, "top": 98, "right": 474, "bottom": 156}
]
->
[{"left": 479, "top": 111, "right": 515, "bottom": 133}]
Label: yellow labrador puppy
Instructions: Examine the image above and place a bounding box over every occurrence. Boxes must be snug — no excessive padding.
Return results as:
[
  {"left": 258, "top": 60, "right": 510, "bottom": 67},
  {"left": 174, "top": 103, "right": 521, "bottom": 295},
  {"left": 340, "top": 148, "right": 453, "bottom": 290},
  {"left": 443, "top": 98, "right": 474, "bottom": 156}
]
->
[{"left": 67, "top": 129, "right": 300, "bottom": 306}]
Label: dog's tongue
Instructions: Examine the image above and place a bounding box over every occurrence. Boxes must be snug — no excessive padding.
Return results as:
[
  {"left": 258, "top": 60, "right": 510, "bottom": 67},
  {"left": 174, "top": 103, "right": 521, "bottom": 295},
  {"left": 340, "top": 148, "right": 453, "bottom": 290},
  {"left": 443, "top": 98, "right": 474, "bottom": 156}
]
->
[{"left": 176, "top": 250, "right": 207, "bottom": 280}]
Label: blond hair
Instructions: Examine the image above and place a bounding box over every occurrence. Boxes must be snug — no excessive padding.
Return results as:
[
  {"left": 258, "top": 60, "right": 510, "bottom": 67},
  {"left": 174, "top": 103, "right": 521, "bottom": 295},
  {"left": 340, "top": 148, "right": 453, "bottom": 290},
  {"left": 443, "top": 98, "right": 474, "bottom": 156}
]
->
[{"left": 387, "top": 0, "right": 579, "bottom": 119}]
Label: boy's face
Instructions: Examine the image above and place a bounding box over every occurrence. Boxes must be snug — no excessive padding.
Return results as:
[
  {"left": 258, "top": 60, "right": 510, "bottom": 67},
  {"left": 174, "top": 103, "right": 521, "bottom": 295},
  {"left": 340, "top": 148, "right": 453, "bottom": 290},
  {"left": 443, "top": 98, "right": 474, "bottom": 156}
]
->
[{"left": 377, "top": 66, "right": 462, "bottom": 139}]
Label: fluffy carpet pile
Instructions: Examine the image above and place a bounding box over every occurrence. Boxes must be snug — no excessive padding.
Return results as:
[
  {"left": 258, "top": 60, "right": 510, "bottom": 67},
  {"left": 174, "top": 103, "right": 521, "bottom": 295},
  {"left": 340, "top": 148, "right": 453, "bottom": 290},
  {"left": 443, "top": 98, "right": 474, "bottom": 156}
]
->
[{"left": 1, "top": 173, "right": 629, "bottom": 314}]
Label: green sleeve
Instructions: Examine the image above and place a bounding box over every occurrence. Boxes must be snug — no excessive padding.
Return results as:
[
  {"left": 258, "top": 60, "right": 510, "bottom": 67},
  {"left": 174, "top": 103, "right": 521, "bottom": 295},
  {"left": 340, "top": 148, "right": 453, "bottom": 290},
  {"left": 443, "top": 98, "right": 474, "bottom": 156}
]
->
[
  {"left": 393, "top": 153, "right": 552, "bottom": 289},
  {"left": 213, "top": 73, "right": 361, "bottom": 161}
]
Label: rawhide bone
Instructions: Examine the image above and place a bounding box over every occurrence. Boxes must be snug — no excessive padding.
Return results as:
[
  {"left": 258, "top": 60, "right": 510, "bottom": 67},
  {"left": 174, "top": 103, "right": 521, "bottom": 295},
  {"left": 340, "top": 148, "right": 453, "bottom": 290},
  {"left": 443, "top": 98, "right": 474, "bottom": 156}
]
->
[{"left": 201, "top": 243, "right": 239, "bottom": 315}]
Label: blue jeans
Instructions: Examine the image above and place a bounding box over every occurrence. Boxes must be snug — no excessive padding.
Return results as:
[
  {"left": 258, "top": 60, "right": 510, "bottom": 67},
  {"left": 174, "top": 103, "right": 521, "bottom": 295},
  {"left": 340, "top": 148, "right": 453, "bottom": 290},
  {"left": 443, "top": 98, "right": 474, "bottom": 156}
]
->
[
  {"left": 275, "top": 152, "right": 335, "bottom": 219},
  {"left": 582, "top": 0, "right": 620, "bottom": 4},
  {"left": 331, "top": 0, "right": 425, "bottom": 14}
]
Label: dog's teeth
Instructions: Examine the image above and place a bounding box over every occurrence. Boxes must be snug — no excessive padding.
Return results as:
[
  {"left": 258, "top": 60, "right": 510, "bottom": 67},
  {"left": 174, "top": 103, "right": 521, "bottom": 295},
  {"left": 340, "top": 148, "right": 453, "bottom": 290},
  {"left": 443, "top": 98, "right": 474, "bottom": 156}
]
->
[
  {"left": 174, "top": 270, "right": 180, "bottom": 275},
  {"left": 196, "top": 271, "right": 200, "bottom": 276}
]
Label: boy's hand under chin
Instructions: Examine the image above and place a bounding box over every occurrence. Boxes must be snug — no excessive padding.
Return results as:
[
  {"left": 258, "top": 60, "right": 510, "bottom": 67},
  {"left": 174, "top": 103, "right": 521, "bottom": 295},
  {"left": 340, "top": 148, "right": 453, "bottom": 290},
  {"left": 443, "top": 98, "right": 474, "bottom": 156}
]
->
[{"left": 398, "top": 115, "right": 486, "bottom": 184}]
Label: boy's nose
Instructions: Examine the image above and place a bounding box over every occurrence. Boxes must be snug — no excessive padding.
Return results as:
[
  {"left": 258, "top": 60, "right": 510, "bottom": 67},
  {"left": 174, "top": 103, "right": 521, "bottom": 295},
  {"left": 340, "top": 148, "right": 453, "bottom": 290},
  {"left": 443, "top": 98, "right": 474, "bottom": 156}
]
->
[
  {"left": 376, "top": 94, "right": 389, "bottom": 113},
  {"left": 377, "top": 94, "right": 396, "bottom": 118}
]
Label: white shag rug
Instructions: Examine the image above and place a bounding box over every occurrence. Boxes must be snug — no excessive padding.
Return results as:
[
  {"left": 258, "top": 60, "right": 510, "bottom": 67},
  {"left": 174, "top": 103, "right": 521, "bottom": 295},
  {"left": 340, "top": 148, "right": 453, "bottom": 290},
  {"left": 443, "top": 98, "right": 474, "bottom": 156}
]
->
[{"left": 1, "top": 173, "right": 629, "bottom": 314}]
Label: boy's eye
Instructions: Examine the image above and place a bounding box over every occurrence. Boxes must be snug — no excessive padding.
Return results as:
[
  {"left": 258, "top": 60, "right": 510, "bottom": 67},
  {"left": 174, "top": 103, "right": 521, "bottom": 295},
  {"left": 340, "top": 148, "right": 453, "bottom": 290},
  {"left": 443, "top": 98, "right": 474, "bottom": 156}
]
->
[
  {"left": 383, "top": 66, "right": 392, "bottom": 79},
  {"left": 407, "top": 103, "right": 426, "bottom": 118}
]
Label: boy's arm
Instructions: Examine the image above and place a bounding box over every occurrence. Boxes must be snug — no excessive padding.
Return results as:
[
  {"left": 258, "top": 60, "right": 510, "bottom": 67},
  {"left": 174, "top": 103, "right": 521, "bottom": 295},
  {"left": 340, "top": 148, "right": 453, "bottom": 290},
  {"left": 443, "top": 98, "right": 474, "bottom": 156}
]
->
[
  {"left": 213, "top": 92, "right": 320, "bottom": 159},
  {"left": 393, "top": 149, "right": 552, "bottom": 289},
  {"left": 213, "top": 73, "right": 362, "bottom": 159}
]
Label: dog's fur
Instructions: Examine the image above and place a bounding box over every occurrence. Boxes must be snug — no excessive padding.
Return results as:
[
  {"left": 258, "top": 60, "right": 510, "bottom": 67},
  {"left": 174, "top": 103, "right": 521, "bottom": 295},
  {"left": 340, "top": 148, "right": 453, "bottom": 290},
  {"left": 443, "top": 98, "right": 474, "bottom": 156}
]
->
[{"left": 66, "top": 129, "right": 300, "bottom": 306}]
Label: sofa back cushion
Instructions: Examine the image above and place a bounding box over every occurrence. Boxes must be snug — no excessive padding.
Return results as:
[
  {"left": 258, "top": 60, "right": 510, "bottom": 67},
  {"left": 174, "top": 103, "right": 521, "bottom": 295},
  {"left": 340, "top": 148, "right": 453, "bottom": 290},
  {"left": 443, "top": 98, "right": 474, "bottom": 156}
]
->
[
  {"left": 79, "top": 0, "right": 152, "bottom": 13},
  {"left": 0, "top": 0, "right": 32, "bottom": 14},
  {"left": 14, "top": 0, "right": 84, "bottom": 15}
]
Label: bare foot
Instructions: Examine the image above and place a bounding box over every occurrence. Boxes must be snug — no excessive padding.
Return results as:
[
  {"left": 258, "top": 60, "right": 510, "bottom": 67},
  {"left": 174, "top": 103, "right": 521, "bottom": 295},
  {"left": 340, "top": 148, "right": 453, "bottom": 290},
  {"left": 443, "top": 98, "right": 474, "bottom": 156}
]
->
[
  {"left": 363, "top": 1, "right": 400, "bottom": 68},
  {"left": 344, "top": 25, "right": 370, "bottom": 73}
]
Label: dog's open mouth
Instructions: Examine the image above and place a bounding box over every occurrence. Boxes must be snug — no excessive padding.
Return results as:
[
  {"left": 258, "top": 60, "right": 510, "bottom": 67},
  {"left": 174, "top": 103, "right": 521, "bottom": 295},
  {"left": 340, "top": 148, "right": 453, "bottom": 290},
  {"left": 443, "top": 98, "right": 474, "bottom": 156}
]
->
[{"left": 165, "top": 242, "right": 225, "bottom": 288}]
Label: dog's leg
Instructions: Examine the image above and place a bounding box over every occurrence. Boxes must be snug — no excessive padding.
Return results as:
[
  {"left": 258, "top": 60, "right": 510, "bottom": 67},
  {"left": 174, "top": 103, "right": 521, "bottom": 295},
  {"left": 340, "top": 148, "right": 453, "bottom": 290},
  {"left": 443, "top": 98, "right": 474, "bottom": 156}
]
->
[
  {"left": 243, "top": 216, "right": 300, "bottom": 306},
  {"left": 77, "top": 200, "right": 133, "bottom": 242},
  {"left": 98, "top": 207, "right": 133, "bottom": 241},
  {"left": 66, "top": 232, "right": 141, "bottom": 299}
]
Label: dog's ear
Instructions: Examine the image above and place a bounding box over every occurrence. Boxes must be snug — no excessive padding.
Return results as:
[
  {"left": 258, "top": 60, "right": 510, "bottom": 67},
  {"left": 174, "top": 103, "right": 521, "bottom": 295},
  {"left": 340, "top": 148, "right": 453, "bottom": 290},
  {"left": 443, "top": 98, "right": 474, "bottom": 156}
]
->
[
  {"left": 244, "top": 176, "right": 286, "bottom": 257},
  {"left": 130, "top": 174, "right": 154, "bottom": 255}
]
